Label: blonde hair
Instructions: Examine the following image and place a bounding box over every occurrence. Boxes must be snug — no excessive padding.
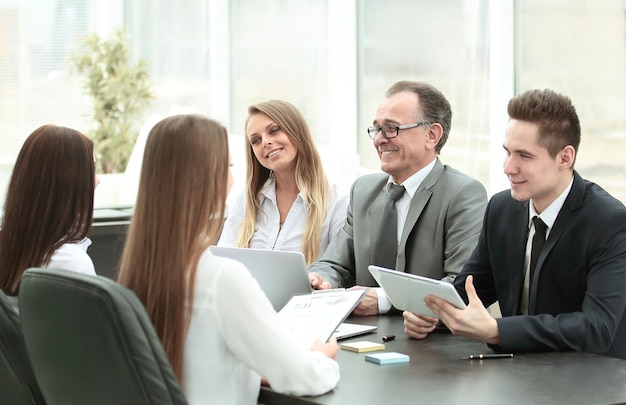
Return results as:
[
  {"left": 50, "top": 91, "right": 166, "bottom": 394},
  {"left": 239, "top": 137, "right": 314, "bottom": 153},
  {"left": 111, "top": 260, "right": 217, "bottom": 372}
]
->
[
  {"left": 236, "top": 100, "right": 332, "bottom": 264},
  {"left": 118, "top": 114, "right": 229, "bottom": 381}
]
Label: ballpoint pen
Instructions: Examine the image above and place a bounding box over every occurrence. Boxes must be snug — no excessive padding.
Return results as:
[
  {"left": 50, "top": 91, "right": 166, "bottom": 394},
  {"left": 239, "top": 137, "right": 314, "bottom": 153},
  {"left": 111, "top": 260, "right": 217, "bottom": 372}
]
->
[{"left": 463, "top": 353, "right": 514, "bottom": 360}]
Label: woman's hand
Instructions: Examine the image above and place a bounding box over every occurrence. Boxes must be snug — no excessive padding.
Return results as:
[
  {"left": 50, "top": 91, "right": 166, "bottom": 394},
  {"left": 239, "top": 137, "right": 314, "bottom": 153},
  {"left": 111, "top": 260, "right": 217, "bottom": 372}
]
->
[{"left": 310, "top": 337, "right": 339, "bottom": 360}]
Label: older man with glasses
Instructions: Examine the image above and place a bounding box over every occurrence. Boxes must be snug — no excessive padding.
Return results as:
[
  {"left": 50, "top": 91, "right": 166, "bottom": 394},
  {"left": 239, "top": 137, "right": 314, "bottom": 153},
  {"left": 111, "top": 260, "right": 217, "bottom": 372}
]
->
[{"left": 308, "top": 81, "right": 487, "bottom": 337}]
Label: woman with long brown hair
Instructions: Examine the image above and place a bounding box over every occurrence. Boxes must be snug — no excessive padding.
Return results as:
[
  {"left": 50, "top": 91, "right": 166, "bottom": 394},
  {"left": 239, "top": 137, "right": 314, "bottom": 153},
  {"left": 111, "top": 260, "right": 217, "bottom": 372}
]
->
[
  {"left": 0, "top": 125, "right": 97, "bottom": 296},
  {"left": 118, "top": 114, "right": 339, "bottom": 404},
  {"left": 217, "top": 100, "right": 348, "bottom": 265}
]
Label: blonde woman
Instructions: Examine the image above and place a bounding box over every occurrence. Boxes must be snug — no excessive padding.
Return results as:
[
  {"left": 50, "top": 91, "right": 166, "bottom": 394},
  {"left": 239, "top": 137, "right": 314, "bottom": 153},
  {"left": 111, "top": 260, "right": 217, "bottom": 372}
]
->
[
  {"left": 218, "top": 100, "right": 348, "bottom": 265},
  {"left": 118, "top": 114, "right": 339, "bottom": 404}
]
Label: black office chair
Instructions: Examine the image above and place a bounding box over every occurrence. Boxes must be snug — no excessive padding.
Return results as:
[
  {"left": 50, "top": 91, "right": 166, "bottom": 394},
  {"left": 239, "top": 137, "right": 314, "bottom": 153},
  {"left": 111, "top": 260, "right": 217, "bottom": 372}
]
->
[
  {"left": 18, "top": 268, "right": 187, "bottom": 405},
  {"left": 0, "top": 287, "right": 46, "bottom": 404}
]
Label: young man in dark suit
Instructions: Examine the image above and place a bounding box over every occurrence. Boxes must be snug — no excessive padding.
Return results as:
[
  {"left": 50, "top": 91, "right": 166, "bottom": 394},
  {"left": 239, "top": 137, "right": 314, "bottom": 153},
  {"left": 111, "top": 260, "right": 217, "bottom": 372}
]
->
[{"left": 418, "top": 89, "right": 626, "bottom": 358}]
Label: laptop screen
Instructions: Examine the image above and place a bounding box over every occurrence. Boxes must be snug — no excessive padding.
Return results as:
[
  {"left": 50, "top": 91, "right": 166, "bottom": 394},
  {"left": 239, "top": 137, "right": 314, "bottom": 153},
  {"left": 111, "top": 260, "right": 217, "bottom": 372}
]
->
[{"left": 210, "top": 246, "right": 312, "bottom": 311}]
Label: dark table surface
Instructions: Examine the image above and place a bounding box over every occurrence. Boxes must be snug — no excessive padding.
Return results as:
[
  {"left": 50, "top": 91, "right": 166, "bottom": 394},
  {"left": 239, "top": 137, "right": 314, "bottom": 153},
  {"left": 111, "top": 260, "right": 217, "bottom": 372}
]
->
[{"left": 259, "top": 315, "right": 626, "bottom": 405}]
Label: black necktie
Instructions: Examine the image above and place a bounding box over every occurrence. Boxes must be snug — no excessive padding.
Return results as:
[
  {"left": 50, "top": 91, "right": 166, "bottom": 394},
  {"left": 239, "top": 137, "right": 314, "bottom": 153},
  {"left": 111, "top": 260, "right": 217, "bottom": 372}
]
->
[
  {"left": 529, "top": 216, "right": 547, "bottom": 286},
  {"left": 372, "top": 183, "right": 406, "bottom": 269}
]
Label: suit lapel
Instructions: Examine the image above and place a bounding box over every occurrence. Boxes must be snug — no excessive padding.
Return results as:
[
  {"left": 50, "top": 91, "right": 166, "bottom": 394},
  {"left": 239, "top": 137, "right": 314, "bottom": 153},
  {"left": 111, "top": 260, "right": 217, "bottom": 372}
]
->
[
  {"left": 368, "top": 180, "right": 391, "bottom": 272},
  {"left": 508, "top": 201, "right": 529, "bottom": 315},
  {"left": 529, "top": 172, "right": 584, "bottom": 313},
  {"left": 396, "top": 160, "right": 443, "bottom": 270}
]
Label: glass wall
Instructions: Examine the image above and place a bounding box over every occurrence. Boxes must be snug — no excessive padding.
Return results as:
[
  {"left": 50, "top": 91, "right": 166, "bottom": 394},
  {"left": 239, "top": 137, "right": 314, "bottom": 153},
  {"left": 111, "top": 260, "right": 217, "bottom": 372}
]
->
[
  {"left": 358, "top": 0, "right": 491, "bottom": 184},
  {"left": 125, "top": 0, "right": 212, "bottom": 117},
  {"left": 1, "top": 0, "right": 626, "bottom": 207},
  {"left": 230, "top": 0, "right": 329, "bottom": 142},
  {"left": 516, "top": 0, "right": 626, "bottom": 202},
  {"left": 0, "top": 0, "right": 98, "bottom": 162}
]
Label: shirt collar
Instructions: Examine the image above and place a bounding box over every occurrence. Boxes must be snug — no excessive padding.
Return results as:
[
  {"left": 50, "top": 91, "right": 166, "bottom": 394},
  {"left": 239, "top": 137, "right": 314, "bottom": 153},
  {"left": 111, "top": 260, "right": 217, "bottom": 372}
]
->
[
  {"left": 387, "top": 158, "right": 437, "bottom": 199},
  {"left": 528, "top": 176, "right": 574, "bottom": 230},
  {"left": 259, "top": 176, "right": 276, "bottom": 201},
  {"left": 259, "top": 176, "right": 303, "bottom": 203},
  {"left": 58, "top": 237, "right": 92, "bottom": 250}
]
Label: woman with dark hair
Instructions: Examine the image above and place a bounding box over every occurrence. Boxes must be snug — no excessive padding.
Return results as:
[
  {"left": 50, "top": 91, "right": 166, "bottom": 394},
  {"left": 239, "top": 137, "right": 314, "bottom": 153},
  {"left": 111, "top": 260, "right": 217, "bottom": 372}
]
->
[
  {"left": 218, "top": 100, "right": 348, "bottom": 265},
  {"left": 0, "top": 124, "right": 97, "bottom": 295},
  {"left": 118, "top": 114, "right": 339, "bottom": 404}
]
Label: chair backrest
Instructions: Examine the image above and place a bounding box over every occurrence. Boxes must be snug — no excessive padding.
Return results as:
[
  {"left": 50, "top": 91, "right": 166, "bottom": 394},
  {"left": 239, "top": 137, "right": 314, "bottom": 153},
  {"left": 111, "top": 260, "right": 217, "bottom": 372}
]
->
[
  {"left": 0, "top": 288, "right": 46, "bottom": 404},
  {"left": 18, "top": 268, "right": 187, "bottom": 405}
]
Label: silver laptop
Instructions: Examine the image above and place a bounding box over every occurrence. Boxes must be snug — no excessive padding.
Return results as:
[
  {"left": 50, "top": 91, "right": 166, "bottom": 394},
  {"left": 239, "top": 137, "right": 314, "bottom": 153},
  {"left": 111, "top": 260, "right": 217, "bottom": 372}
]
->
[
  {"left": 332, "top": 322, "right": 377, "bottom": 340},
  {"left": 210, "top": 246, "right": 376, "bottom": 339},
  {"left": 210, "top": 246, "right": 312, "bottom": 311}
]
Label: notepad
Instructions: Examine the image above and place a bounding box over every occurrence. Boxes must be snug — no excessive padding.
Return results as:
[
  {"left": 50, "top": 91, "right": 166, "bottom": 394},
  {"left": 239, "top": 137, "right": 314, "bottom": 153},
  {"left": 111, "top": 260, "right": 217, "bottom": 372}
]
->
[
  {"left": 365, "top": 352, "right": 410, "bottom": 365},
  {"left": 278, "top": 289, "right": 366, "bottom": 348},
  {"left": 340, "top": 340, "right": 386, "bottom": 353}
]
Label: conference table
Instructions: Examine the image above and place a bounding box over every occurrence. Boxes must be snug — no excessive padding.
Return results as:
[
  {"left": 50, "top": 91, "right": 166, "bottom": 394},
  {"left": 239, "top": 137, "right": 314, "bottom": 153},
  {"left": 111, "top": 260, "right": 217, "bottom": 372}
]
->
[{"left": 258, "top": 315, "right": 626, "bottom": 405}]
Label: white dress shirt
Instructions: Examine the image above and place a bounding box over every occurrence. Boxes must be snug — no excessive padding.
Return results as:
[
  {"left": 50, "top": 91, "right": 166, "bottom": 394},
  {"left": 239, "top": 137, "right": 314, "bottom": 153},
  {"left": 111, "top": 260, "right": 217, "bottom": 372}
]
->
[
  {"left": 218, "top": 178, "right": 349, "bottom": 256},
  {"left": 47, "top": 238, "right": 96, "bottom": 275},
  {"left": 182, "top": 249, "right": 339, "bottom": 404}
]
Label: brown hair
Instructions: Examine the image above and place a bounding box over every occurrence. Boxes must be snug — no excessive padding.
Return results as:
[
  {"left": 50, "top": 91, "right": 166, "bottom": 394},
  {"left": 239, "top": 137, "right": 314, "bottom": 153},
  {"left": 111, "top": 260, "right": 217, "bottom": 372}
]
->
[
  {"left": 117, "top": 114, "right": 229, "bottom": 381},
  {"left": 507, "top": 88, "right": 581, "bottom": 162},
  {"left": 386, "top": 81, "right": 452, "bottom": 154},
  {"left": 0, "top": 125, "right": 95, "bottom": 295},
  {"left": 236, "top": 100, "right": 333, "bottom": 264}
]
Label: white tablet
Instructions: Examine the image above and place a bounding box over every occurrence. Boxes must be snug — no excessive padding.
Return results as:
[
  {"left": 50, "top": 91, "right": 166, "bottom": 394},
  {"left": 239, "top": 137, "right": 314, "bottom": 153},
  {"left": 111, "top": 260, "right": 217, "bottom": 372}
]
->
[{"left": 368, "top": 265, "right": 466, "bottom": 318}]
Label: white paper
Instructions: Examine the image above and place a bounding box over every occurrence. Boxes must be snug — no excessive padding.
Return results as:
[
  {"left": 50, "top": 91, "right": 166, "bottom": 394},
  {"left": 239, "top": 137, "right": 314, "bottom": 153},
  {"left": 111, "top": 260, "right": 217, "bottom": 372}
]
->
[{"left": 278, "top": 289, "right": 365, "bottom": 347}]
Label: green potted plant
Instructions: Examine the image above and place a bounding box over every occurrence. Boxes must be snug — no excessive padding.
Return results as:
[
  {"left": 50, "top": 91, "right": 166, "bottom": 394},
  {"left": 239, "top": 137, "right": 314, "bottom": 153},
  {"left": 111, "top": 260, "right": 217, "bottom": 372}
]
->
[{"left": 71, "top": 28, "right": 154, "bottom": 174}]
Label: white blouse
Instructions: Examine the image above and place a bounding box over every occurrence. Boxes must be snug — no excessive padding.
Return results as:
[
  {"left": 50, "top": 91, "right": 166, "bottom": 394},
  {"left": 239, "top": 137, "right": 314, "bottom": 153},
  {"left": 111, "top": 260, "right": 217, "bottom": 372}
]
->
[
  {"left": 218, "top": 178, "right": 348, "bottom": 255},
  {"left": 182, "top": 249, "right": 339, "bottom": 404},
  {"left": 46, "top": 238, "right": 96, "bottom": 275}
]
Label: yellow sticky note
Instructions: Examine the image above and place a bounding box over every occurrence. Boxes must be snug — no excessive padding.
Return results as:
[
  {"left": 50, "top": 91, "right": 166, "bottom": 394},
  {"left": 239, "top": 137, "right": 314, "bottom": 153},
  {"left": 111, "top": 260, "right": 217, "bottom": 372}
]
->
[{"left": 340, "top": 340, "right": 386, "bottom": 353}]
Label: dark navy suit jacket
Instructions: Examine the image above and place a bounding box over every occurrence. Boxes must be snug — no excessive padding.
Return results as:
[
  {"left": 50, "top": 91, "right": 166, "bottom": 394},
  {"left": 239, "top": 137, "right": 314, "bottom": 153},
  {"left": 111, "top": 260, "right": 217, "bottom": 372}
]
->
[{"left": 455, "top": 171, "right": 626, "bottom": 358}]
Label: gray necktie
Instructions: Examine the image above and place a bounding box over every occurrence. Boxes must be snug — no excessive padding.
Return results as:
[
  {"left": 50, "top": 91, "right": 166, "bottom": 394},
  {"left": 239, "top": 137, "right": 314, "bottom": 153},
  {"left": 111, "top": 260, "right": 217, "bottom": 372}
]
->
[
  {"left": 529, "top": 216, "right": 547, "bottom": 287},
  {"left": 372, "top": 183, "right": 406, "bottom": 269}
]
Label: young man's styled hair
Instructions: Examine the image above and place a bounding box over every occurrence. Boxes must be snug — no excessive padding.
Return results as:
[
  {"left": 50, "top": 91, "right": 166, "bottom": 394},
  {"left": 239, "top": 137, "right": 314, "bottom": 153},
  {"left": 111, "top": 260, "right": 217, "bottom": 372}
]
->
[{"left": 508, "top": 89, "right": 581, "bottom": 162}]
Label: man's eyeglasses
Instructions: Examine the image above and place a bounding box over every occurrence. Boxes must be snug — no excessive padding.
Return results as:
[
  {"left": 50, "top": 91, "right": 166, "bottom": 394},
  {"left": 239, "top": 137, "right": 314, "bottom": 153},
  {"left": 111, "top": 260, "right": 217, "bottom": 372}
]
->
[{"left": 367, "top": 121, "right": 430, "bottom": 140}]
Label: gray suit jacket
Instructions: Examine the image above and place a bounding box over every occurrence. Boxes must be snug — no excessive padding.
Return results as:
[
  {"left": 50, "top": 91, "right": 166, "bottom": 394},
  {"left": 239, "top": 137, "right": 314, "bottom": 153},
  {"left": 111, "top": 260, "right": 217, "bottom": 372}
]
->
[{"left": 309, "top": 159, "right": 487, "bottom": 287}]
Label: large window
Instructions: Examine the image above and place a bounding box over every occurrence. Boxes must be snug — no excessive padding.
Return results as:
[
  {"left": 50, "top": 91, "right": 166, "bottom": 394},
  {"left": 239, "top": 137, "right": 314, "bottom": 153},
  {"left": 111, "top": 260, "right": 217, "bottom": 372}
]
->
[
  {"left": 125, "top": 0, "right": 212, "bottom": 116},
  {"left": 1, "top": 0, "right": 626, "bottom": 207},
  {"left": 0, "top": 0, "right": 98, "bottom": 162},
  {"left": 516, "top": 0, "right": 626, "bottom": 202},
  {"left": 358, "top": 0, "right": 491, "bottom": 185},
  {"left": 229, "top": 0, "right": 329, "bottom": 142}
]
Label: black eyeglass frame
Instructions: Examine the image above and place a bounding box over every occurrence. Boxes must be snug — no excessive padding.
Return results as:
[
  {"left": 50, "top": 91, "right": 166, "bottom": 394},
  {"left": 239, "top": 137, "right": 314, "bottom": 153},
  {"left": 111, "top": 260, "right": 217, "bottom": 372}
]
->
[{"left": 367, "top": 121, "right": 431, "bottom": 140}]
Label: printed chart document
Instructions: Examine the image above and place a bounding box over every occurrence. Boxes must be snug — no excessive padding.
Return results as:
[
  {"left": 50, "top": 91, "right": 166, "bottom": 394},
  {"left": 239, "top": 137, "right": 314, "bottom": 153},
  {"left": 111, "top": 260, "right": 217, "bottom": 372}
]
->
[{"left": 278, "top": 289, "right": 366, "bottom": 347}]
